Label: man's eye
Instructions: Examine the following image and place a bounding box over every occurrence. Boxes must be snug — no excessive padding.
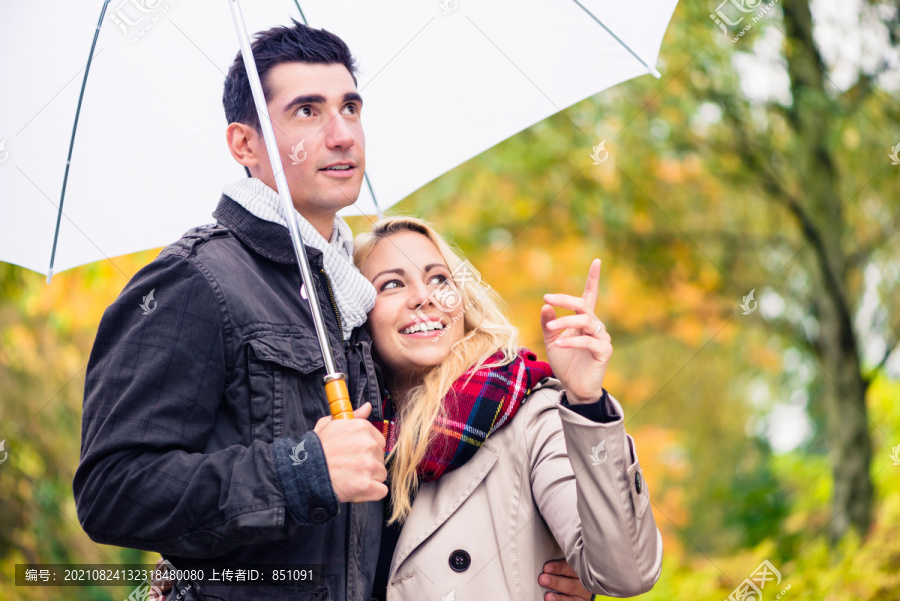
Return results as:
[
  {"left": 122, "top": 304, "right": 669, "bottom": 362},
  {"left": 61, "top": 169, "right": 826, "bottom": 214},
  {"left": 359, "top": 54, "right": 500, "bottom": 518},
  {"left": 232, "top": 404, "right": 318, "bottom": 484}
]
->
[
  {"left": 380, "top": 279, "right": 401, "bottom": 291},
  {"left": 295, "top": 106, "right": 313, "bottom": 117},
  {"left": 343, "top": 103, "right": 358, "bottom": 115}
]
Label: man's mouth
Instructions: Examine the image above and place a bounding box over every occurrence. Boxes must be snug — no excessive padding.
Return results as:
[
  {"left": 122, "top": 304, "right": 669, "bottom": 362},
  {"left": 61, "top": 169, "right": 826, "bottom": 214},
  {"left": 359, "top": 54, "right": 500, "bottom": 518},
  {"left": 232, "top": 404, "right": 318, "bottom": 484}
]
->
[
  {"left": 319, "top": 162, "right": 356, "bottom": 178},
  {"left": 320, "top": 161, "right": 355, "bottom": 172}
]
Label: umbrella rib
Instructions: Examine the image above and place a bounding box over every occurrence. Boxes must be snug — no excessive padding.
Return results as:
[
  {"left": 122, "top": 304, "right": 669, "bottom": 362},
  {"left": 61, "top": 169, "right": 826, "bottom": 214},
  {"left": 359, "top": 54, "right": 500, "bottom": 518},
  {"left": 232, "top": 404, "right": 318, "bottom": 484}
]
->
[
  {"left": 364, "top": 172, "right": 383, "bottom": 219},
  {"left": 294, "top": 1, "right": 309, "bottom": 26},
  {"left": 19, "top": 165, "right": 128, "bottom": 280},
  {"left": 47, "top": 0, "right": 113, "bottom": 284},
  {"left": 569, "top": 0, "right": 662, "bottom": 79}
]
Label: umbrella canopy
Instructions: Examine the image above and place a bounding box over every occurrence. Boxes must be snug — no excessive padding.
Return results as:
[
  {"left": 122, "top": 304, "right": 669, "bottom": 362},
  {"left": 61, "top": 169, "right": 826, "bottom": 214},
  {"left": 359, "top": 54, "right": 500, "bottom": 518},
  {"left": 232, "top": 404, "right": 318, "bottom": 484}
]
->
[{"left": 0, "top": 0, "right": 677, "bottom": 277}]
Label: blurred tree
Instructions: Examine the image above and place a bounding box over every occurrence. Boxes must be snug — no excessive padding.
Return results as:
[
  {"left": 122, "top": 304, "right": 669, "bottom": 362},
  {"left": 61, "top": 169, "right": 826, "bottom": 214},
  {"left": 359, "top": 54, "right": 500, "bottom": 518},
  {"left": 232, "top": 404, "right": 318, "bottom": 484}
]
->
[
  {"left": 694, "top": 0, "right": 899, "bottom": 542},
  {"left": 0, "top": 254, "right": 159, "bottom": 600},
  {"left": 394, "top": 0, "right": 899, "bottom": 546}
]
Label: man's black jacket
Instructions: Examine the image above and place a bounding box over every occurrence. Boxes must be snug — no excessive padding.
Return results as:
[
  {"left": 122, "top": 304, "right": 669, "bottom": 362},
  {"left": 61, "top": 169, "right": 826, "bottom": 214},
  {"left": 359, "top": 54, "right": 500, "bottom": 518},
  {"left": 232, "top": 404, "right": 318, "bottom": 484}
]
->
[{"left": 74, "top": 195, "right": 385, "bottom": 601}]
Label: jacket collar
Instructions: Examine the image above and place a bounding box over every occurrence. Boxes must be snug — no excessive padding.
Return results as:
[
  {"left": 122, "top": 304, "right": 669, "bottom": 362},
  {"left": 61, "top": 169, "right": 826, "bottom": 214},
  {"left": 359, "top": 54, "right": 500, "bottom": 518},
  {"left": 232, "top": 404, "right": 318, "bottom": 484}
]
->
[
  {"left": 389, "top": 439, "right": 500, "bottom": 581},
  {"left": 212, "top": 194, "right": 324, "bottom": 265}
]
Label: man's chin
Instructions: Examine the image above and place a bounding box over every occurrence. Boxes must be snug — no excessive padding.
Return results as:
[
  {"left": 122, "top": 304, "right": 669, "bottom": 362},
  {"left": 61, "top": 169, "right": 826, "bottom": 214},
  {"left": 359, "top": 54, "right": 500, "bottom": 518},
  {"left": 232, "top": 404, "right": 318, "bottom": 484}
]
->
[
  {"left": 294, "top": 191, "right": 359, "bottom": 215},
  {"left": 320, "top": 181, "right": 363, "bottom": 211}
]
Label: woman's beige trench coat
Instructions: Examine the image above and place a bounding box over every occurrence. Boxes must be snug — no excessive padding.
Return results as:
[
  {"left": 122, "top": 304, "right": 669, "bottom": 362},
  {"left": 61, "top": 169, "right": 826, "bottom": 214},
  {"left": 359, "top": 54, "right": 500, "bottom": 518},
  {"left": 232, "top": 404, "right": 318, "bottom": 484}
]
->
[{"left": 384, "top": 378, "right": 663, "bottom": 601}]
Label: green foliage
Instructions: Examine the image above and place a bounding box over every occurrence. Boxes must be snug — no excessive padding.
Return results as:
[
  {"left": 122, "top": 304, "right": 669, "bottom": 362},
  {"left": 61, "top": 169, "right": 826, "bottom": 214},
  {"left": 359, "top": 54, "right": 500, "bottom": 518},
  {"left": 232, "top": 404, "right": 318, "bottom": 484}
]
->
[
  {"left": 0, "top": 252, "right": 161, "bottom": 601},
  {"left": 720, "top": 438, "right": 791, "bottom": 552}
]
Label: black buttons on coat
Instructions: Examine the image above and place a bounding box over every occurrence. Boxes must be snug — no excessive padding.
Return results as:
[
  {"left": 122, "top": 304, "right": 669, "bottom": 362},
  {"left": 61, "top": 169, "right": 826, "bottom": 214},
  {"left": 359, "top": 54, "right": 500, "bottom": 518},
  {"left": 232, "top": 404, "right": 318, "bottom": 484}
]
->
[
  {"left": 635, "top": 471, "right": 644, "bottom": 494},
  {"left": 309, "top": 507, "right": 330, "bottom": 523},
  {"left": 449, "top": 550, "right": 471, "bottom": 572}
]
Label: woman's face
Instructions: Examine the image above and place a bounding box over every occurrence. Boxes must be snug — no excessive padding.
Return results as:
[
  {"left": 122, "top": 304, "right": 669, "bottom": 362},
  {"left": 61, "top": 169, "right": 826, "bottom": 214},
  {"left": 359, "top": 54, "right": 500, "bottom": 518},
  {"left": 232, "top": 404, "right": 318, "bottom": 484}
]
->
[{"left": 360, "top": 231, "right": 466, "bottom": 382}]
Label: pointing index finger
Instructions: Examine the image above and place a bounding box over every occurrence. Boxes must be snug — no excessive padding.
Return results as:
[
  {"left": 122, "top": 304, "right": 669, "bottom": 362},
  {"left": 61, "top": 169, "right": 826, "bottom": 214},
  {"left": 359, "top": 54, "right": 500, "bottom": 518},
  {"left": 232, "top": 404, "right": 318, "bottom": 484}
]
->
[{"left": 584, "top": 259, "right": 601, "bottom": 311}]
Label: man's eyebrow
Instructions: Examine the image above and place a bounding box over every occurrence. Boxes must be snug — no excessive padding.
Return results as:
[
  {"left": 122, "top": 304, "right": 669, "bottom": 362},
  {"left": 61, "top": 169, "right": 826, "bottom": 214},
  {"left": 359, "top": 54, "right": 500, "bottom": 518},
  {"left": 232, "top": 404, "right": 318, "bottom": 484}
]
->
[
  {"left": 344, "top": 92, "right": 363, "bottom": 106},
  {"left": 284, "top": 94, "right": 325, "bottom": 112},
  {"left": 284, "top": 92, "right": 363, "bottom": 113}
]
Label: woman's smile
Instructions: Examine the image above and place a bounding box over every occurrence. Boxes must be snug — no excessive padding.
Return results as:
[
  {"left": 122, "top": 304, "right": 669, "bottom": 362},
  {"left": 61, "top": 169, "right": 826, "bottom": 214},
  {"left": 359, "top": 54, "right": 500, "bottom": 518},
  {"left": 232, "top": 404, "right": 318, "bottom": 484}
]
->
[{"left": 398, "top": 318, "right": 447, "bottom": 337}]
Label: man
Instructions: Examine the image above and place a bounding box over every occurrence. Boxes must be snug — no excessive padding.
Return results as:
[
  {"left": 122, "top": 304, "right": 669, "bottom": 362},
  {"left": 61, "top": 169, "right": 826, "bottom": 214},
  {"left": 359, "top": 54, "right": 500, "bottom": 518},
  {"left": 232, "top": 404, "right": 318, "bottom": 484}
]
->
[
  {"left": 74, "top": 19, "right": 590, "bottom": 601},
  {"left": 75, "top": 21, "right": 386, "bottom": 601}
]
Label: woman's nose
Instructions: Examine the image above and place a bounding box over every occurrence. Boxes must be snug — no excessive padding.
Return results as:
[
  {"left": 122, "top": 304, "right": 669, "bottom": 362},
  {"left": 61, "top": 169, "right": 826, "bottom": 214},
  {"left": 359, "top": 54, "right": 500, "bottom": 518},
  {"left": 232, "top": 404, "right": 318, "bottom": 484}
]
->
[{"left": 406, "top": 280, "right": 432, "bottom": 310}]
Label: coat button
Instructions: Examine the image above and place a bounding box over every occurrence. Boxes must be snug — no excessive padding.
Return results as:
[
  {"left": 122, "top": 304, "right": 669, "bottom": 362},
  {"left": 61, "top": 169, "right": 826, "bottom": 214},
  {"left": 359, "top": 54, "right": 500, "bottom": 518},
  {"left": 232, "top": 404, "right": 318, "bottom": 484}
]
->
[
  {"left": 635, "top": 471, "right": 644, "bottom": 494},
  {"left": 309, "top": 507, "right": 330, "bottom": 523},
  {"left": 449, "top": 550, "right": 470, "bottom": 572}
]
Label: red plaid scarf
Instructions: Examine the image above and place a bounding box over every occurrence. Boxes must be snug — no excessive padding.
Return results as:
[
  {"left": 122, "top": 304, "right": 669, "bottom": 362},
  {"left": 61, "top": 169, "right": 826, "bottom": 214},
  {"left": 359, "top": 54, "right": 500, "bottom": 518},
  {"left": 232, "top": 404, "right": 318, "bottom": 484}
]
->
[{"left": 379, "top": 348, "right": 554, "bottom": 482}]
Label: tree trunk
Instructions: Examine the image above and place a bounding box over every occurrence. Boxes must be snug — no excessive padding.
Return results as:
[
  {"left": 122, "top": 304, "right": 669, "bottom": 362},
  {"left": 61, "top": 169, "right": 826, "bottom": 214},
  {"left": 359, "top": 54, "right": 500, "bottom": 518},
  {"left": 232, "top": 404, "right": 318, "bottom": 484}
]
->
[{"left": 782, "top": 0, "right": 873, "bottom": 542}]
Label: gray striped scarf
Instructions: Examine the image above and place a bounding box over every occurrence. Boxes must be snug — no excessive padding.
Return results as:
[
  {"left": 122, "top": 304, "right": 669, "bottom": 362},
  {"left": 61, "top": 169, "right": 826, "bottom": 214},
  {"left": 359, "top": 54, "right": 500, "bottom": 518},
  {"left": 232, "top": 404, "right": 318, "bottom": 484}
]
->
[{"left": 222, "top": 177, "right": 375, "bottom": 339}]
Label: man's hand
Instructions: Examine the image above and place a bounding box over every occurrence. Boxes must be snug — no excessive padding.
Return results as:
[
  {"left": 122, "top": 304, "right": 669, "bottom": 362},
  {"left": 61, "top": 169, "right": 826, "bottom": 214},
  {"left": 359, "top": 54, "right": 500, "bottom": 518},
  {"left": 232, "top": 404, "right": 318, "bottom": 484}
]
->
[
  {"left": 148, "top": 557, "right": 171, "bottom": 600},
  {"left": 314, "top": 402, "right": 388, "bottom": 503},
  {"left": 539, "top": 559, "right": 595, "bottom": 601}
]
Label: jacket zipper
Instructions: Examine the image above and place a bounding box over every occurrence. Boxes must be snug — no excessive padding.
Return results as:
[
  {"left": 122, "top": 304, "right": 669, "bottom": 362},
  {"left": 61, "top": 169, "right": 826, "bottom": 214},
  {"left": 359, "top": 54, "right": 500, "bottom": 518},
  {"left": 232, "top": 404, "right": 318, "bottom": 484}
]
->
[{"left": 319, "top": 268, "right": 345, "bottom": 343}]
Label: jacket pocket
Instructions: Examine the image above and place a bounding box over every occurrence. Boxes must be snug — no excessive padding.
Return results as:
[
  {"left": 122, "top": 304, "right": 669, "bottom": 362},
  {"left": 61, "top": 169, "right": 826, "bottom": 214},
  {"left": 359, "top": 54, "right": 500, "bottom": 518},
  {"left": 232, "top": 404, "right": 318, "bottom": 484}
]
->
[{"left": 246, "top": 334, "right": 328, "bottom": 443}]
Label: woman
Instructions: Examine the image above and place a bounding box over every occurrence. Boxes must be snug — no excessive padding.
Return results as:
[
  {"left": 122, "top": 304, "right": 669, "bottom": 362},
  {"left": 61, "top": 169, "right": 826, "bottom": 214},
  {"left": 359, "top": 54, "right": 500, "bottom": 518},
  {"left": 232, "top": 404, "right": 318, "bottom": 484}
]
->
[{"left": 348, "top": 217, "right": 662, "bottom": 601}]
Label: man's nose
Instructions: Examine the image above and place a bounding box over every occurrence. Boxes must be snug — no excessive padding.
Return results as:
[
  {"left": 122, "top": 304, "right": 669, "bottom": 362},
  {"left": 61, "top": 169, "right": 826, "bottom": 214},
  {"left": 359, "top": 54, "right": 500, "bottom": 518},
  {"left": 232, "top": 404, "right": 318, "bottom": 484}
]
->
[{"left": 323, "top": 112, "right": 356, "bottom": 150}]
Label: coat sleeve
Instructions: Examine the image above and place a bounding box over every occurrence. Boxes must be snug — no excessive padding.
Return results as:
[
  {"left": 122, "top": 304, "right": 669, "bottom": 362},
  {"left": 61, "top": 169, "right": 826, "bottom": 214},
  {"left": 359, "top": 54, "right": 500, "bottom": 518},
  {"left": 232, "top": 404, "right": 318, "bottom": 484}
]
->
[
  {"left": 526, "top": 381, "right": 663, "bottom": 597},
  {"left": 73, "top": 249, "right": 339, "bottom": 557}
]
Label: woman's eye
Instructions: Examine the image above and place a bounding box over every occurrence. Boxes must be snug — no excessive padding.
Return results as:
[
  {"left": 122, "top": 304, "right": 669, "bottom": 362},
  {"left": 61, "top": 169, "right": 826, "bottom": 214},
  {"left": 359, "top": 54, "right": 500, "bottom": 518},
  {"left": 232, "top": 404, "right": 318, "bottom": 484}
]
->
[
  {"left": 428, "top": 274, "right": 449, "bottom": 285},
  {"left": 380, "top": 279, "right": 401, "bottom": 291}
]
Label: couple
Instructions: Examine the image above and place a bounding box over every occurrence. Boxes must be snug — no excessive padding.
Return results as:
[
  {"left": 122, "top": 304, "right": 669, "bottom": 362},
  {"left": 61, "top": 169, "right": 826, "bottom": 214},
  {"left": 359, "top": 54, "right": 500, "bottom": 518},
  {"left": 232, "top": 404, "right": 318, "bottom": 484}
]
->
[{"left": 73, "top": 19, "right": 661, "bottom": 601}]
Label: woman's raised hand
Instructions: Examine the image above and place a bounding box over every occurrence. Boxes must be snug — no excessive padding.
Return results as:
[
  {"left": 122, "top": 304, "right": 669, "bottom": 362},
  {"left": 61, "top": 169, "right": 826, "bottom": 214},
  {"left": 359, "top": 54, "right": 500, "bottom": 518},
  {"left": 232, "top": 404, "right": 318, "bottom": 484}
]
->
[{"left": 540, "top": 259, "right": 612, "bottom": 404}]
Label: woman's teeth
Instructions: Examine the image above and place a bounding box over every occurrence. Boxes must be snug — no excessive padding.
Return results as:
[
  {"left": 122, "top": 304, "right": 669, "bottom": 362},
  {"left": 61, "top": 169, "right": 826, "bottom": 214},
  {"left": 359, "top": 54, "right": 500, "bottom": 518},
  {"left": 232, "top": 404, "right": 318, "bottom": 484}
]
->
[{"left": 401, "top": 321, "right": 445, "bottom": 335}]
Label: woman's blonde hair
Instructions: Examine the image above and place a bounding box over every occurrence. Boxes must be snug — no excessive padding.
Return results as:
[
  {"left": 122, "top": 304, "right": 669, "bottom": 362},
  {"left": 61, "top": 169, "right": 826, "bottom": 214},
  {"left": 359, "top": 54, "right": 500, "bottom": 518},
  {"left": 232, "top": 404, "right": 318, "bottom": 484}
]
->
[{"left": 354, "top": 216, "right": 519, "bottom": 524}]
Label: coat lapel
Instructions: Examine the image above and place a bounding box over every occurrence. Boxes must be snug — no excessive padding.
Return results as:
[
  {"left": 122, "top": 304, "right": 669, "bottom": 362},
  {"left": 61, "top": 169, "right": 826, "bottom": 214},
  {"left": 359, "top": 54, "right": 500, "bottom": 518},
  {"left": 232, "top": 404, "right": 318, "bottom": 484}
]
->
[{"left": 388, "top": 439, "right": 501, "bottom": 581}]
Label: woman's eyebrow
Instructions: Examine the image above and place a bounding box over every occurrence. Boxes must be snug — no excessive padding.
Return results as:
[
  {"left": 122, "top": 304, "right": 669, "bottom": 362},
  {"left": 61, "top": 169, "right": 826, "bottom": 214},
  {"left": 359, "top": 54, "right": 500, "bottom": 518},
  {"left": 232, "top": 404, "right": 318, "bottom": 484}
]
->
[
  {"left": 371, "top": 263, "right": 447, "bottom": 282},
  {"left": 371, "top": 267, "right": 406, "bottom": 282}
]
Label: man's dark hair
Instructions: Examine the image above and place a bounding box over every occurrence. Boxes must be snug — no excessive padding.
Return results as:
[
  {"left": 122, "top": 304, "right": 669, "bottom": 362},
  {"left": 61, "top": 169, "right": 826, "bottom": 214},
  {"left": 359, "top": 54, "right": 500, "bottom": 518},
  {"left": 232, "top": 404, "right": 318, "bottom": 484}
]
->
[{"left": 223, "top": 19, "right": 358, "bottom": 176}]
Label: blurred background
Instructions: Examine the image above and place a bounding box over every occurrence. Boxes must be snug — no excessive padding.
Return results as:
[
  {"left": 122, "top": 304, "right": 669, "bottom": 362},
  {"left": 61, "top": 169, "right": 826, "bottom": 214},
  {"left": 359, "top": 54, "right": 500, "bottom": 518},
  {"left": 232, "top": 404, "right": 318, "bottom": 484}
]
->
[{"left": 2, "top": 0, "right": 900, "bottom": 599}]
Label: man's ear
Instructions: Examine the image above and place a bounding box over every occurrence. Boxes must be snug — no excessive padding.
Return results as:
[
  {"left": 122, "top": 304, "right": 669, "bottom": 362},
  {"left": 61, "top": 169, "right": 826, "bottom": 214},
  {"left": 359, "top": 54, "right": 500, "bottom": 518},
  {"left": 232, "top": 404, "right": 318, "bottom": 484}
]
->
[{"left": 226, "top": 122, "right": 261, "bottom": 173}]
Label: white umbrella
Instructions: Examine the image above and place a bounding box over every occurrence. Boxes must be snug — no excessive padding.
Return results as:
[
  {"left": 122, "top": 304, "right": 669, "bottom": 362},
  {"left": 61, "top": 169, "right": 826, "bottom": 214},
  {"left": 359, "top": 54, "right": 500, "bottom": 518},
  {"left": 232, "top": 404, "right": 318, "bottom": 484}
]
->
[{"left": 0, "top": 0, "right": 678, "bottom": 279}]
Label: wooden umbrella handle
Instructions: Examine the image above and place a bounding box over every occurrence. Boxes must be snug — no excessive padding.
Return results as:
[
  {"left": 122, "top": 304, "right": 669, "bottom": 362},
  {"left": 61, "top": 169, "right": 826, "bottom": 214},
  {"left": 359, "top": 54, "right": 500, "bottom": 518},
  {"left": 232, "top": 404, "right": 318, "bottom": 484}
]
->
[{"left": 325, "top": 374, "right": 353, "bottom": 419}]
